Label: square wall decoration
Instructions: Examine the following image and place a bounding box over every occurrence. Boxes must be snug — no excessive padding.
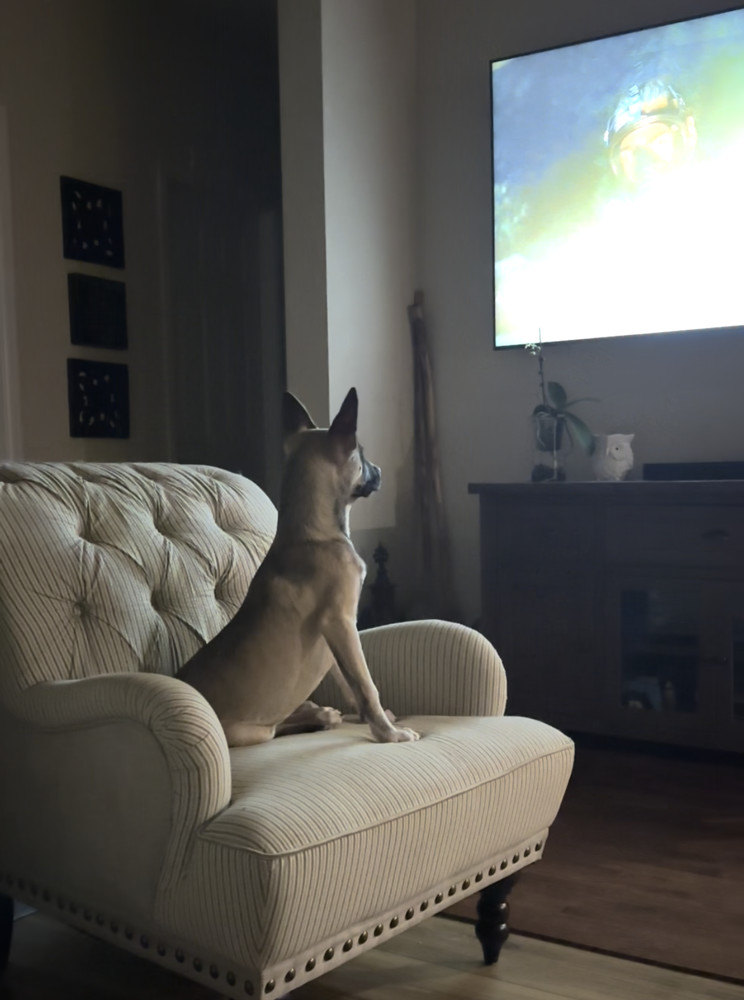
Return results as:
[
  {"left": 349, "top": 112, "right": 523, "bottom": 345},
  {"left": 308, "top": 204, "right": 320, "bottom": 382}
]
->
[
  {"left": 67, "top": 358, "right": 129, "bottom": 438},
  {"left": 60, "top": 176, "right": 125, "bottom": 268},
  {"left": 68, "top": 273, "right": 127, "bottom": 349}
]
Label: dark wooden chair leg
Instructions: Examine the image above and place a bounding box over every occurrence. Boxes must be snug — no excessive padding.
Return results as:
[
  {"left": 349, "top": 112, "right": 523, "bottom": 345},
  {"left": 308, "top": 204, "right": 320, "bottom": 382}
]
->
[
  {"left": 475, "top": 873, "right": 518, "bottom": 965},
  {"left": 0, "top": 894, "right": 13, "bottom": 974}
]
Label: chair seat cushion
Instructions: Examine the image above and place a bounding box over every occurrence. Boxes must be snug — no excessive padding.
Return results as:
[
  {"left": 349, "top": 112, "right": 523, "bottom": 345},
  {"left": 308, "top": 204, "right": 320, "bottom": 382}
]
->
[{"left": 167, "top": 714, "right": 573, "bottom": 976}]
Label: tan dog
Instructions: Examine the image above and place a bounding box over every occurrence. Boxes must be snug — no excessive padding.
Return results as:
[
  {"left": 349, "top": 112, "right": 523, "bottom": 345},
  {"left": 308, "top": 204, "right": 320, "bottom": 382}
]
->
[{"left": 177, "top": 388, "right": 420, "bottom": 747}]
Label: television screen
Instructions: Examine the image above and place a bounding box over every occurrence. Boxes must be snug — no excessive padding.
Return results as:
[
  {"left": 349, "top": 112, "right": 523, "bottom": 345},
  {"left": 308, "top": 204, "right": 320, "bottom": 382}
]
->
[{"left": 491, "top": 6, "right": 744, "bottom": 348}]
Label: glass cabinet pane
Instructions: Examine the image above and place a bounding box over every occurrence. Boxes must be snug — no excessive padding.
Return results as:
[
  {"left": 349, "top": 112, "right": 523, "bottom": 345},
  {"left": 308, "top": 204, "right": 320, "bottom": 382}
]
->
[
  {"left": 731, "top": 615, "right": 744, "bottom": 720},
  {"left": 619, "top": 584, "right": 700, "bottom": 713}
]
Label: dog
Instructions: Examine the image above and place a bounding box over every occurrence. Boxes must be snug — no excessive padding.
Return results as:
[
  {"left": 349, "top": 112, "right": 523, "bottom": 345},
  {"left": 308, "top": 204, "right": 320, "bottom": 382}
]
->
[{"left": 177, "top": 387, "right": 420, "bottom": 747}]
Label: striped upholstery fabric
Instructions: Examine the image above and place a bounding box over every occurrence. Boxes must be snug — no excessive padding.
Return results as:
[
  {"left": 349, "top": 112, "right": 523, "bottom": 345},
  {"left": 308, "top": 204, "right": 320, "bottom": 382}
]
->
[
  {"left": 0, "top": 462, "right": 275, "bottom": 699},
  {"left": 0, "top": 462, "right": 574, "bottom": 998},
  {"left": 169, "top": 714, "right": 572, "bottom": 971},
  {"left": 314, "top": 618, "right": 508, "bottom": 717}
]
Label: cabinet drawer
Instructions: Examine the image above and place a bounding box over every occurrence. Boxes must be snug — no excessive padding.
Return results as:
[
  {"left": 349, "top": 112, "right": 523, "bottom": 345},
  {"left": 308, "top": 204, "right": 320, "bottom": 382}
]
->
[
  {"left": 606, "top": 505, "right": 744, "bottom": 568},
  {"left": 491, "top": 502, "right": 596, "bottom": 564}
]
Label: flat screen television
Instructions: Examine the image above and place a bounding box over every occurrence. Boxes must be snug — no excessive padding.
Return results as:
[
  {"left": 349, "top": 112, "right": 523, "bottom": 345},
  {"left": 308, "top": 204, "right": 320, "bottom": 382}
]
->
[{"left": 491, "top": 6, "right": 744, "bottom": 348}]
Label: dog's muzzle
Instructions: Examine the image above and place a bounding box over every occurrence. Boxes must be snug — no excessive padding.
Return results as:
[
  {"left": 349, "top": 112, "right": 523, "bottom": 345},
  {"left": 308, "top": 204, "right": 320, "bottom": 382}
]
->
[{"left": 353, "top": 462, "right": 381, "bottom": 498}]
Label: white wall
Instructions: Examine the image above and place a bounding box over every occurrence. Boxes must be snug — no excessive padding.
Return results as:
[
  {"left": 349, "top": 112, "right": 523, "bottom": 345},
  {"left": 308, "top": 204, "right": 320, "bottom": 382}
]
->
[
  {"left": 322, "top": 0, "right": 417, "bottom": 534},
  {"left": 416, "top": 0, "right": 744, "bottom": 622},
  {"left": 279, "top": 0, "right": 417, "bottom": 576}
]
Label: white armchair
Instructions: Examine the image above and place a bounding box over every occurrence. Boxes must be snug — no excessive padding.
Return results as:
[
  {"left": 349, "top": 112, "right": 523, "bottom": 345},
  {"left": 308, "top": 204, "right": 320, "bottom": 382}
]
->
[{"left": 0, "top": 463, "right": 573, "bottom": 996}]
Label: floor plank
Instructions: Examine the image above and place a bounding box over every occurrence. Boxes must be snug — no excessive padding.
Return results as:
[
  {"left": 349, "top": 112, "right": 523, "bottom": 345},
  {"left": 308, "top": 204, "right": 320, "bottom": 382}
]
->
[
  {"left": 448, "top": 740, "right": 744, "bottom": 981},
  {"left": 4, "top": 910, "right": 744, "bottom": 1000}
]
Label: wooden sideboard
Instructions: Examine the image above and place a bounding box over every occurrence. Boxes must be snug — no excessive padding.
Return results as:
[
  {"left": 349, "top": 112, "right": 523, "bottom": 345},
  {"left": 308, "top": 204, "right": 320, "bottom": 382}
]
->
[{"left": 469, "top": 481, "right": 744, "bottom": 752}]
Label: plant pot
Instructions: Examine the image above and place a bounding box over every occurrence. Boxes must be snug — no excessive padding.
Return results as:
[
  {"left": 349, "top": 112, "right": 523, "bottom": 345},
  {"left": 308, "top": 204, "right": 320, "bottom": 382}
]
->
[
  {"left": 531, "top": 413, "right": 566, "bottom": 482},
  {"left": 534, "top": 412, "right": 565, "bottom": 452}
]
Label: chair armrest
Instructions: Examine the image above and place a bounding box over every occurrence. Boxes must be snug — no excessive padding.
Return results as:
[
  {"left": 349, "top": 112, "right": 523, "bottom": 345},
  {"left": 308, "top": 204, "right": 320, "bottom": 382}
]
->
[
  {"left": 2, "top": 673, "right": 231, "bottom": 907},
  {"left": 13, "top": 670, "right": 228, "bottom": 758},
  {"left": 359, "top": 620, "right": 507, "bottom": 717}
]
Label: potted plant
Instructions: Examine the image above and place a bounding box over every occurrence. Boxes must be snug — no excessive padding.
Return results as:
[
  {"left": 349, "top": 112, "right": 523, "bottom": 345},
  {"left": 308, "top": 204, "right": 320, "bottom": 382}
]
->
[{"left": 525, "top": 336, "right": 597, "bottom": 482}]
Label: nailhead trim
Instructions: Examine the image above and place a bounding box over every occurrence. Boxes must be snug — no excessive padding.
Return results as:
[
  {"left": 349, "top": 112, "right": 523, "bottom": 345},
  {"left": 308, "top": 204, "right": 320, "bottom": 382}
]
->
[
  {"left": 273, "top": 840, "right": 546, "bottom": 988},
  {"left": 0, "top": 841, "right": 546, "bottom": 996}
]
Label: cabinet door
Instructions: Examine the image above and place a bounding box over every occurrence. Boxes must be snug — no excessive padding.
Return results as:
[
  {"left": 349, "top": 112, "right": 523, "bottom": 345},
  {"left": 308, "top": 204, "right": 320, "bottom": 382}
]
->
[
  {"left": 605, "top": 575, "right": 720, "bottom": 748},
  {"left": 492, "top": 569, "right": 600, "bottom": 727},
  {"left": 710, "top": 583, "right": 744, "bottom": 752}
]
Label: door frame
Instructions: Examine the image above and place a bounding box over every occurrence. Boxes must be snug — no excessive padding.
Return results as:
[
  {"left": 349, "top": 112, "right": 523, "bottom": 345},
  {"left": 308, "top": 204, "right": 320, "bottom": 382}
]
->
[{"left": 0, "top": 106, "right": 22, "bottom": 460}]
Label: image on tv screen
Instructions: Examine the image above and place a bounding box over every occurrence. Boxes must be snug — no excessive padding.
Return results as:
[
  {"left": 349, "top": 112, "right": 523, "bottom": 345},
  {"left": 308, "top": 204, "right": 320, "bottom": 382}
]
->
[{"left": 491, "top": 7, "right": 744, "bottom": 347}]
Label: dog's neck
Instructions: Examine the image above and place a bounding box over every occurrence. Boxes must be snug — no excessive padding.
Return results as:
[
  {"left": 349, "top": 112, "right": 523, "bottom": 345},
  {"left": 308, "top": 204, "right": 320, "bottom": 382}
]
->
[
  {"left": 276, "top": 499, "right": 351, "bottom": 542},
  {"left": 277, "top": 448, "right": 357, "bottom": 542},
  {"left": 277, "top": 474, "right": 353, "bottom": 542}
]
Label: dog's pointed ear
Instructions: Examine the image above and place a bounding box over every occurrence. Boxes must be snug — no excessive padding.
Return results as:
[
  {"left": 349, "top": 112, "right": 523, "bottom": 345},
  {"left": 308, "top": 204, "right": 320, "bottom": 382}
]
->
[
  {"left": 283, "top": 391, "right": 317, "bottom": 437},
  {"left": 329, "top": 388, "right": 358, "bottom": 439}
]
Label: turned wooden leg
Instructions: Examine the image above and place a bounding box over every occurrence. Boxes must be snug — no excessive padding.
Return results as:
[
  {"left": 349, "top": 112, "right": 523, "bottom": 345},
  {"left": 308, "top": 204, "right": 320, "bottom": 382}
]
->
[
  {"left": 0, "top": 894, "right": 13, "bottom": 974},
  {"left": 475, "top": 873, "right": 518, "bottom": 965}
]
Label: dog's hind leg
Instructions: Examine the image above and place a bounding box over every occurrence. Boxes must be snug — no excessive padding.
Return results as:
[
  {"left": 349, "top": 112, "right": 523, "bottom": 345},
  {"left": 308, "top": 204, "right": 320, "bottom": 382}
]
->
[
  {"left": 276, "top": 701, "right": 343, "bottom": 736},
  {"left": 221, "top": 721, "right": 277, "bottom": 747}
]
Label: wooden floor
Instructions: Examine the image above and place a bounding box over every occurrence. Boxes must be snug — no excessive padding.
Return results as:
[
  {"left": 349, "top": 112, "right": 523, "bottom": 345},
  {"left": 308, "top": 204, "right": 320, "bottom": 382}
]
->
[
  {"left": 4, "top": 909, "right": 744, "bottom": 1000},
  {"left": 449, "top": 737, "right": 744, "bottom": 982}
]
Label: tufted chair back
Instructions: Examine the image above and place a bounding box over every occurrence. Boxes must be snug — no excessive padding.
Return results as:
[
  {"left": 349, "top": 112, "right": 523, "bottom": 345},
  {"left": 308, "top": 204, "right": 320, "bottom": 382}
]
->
[{"left": 0, "top": 463, "right": 277, "bottom": 702}]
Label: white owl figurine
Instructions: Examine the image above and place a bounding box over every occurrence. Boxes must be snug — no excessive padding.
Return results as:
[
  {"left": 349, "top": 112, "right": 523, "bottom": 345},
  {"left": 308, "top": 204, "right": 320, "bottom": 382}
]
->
[{"left": 592, "top": 433, "right": 635, "bottom": 481}]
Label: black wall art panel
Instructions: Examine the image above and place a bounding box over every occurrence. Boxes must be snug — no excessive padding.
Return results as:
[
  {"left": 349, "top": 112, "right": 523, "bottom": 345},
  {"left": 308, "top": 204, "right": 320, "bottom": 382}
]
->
[
  {"left": 67, "top": 273, "right": 128, "bottom": 349},
  {"left": 60, "top": 176, "right": 125, "bottom": 268},
  {"left": 67, "top": 358, "right": 129, "bottom": 438}
]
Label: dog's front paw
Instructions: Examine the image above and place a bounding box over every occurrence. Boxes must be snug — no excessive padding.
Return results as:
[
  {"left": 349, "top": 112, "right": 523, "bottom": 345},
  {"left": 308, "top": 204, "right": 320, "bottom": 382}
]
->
[{"left": 375, "top": 725, "right": 420, "bottom": 743}]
